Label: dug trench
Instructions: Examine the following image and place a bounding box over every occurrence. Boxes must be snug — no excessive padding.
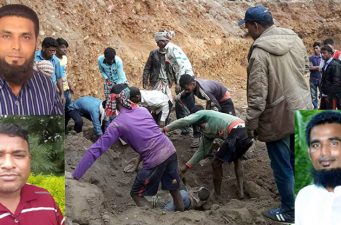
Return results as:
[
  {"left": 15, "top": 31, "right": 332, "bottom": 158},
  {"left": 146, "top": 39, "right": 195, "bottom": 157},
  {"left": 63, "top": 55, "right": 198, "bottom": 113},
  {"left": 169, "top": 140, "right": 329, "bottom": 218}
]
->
[{"left": 65, "top": 105, "right": 284, "bottom": 225}]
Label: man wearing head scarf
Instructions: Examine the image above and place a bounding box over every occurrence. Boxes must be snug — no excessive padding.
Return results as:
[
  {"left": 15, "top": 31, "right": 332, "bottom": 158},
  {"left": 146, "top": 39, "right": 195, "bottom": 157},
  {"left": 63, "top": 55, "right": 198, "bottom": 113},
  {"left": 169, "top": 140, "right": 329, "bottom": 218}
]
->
[
  {"left": 144, "top": 30, "right": 199, "bottom": 144},
  {"left": 72, "top": 87, "right": 184, "bottom": 211}
]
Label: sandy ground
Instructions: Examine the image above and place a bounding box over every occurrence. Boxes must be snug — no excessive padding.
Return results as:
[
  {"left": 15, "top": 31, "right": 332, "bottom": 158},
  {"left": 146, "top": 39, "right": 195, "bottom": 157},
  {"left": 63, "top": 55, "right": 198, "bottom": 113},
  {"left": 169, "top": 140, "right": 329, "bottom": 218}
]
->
[{"left": 65, "top": 100, "right": 287, "bottom": 225}]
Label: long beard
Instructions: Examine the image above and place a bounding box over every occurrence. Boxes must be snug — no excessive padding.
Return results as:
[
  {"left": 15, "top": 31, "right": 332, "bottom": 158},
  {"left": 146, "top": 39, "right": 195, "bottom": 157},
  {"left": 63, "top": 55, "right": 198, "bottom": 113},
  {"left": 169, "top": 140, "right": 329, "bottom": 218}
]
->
[
  {"left": 0, "top": 55, "right": 34, "bottom": 85},
  {"left": 311, "top": 167, "right": 341, "bottom": 189}
]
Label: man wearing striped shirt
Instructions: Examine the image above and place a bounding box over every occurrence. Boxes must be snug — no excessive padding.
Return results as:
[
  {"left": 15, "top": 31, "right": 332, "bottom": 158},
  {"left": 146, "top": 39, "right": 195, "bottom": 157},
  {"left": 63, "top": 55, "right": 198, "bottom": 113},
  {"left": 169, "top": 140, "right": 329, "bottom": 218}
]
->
[
  {"left": 0, "top": 4, "right": 63, "bottom": 115},
  {"left": 0, "top": 123, "right": 64, "bottom": 225}
]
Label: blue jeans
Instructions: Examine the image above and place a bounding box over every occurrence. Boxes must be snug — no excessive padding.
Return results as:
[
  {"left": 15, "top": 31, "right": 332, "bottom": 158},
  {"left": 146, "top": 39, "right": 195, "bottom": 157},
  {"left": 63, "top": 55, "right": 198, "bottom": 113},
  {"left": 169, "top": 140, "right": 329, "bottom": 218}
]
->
[
  {"left": 310, "top": 79, "right": 320, "bottom": 109},
  {"left": 266, "top": 135, "right": 294, "bottom": 211},
  {"left": 164, "top": 190, "right": 191, "bottom": 211},
  {"left": 64, "top": 89, "right": 73, "bottom": 110}
]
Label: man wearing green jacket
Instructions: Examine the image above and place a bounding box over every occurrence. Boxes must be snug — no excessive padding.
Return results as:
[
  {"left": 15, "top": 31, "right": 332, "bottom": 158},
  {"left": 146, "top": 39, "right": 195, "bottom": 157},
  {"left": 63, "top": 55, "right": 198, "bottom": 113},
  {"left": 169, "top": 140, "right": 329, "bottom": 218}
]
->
[{"left": 163, "top": 109, "right": 253, "bottom": 199}]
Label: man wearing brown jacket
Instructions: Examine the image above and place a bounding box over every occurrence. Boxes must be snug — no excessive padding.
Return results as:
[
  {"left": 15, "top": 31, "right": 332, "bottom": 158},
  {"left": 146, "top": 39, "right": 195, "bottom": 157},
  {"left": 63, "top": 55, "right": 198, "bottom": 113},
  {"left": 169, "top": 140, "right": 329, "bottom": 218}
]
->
[{"left": 239, "top": 5, "right": 312, "bottom": 224}]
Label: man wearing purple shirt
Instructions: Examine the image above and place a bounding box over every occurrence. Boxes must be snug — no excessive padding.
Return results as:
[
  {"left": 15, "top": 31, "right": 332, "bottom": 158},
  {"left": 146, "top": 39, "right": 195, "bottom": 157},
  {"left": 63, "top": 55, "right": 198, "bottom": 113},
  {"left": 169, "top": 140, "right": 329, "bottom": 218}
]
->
[{"left": 73, "top": 87, "right": 184, "bottom": 211}]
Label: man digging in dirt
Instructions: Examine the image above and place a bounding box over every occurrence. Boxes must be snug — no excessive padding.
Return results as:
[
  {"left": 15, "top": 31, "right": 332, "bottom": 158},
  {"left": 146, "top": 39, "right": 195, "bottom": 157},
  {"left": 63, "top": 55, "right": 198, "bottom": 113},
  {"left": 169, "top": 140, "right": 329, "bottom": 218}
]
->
[
  {"left": 177, "top": 74, "right": 236, "bottom": 115},
  {"left": 72, "top": 87, "right": 184, "bottom": 211},
  {"left": 163, "top": 108, "right": 253, "bottom": 199},
  {"left": 98, "top": 47, "right": 127, "bottom": 101}
]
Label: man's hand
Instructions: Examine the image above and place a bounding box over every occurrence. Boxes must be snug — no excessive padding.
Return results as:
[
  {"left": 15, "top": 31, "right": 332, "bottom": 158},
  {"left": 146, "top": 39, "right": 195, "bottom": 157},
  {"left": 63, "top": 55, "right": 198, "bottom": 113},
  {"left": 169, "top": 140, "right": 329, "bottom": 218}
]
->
[
  {"left": 212, "top": 106, "right": 219, "bottom": 111},
  {"left": 105, "top": 79, "right": 112, "bottom": 86},
  {"left": 159, "top": 121, "right": 165, "bottom": 128},
  {"left": 65, "top": 171, "right": 73, "bottom": 179},
  {"left": 180, "top": 165, "right": 188, "bottom": 178},
  {"left": 247, "top": 129, "right": 257, "bottom": 140},
  {"left": 175, "top": 85, "right": 182, "bottom": 94},
  {"left": 60, "top": 94, "right": 66, "bottom": 105},
  {"left": 162, "top": 126, "right": 169, "bottom": 134}
]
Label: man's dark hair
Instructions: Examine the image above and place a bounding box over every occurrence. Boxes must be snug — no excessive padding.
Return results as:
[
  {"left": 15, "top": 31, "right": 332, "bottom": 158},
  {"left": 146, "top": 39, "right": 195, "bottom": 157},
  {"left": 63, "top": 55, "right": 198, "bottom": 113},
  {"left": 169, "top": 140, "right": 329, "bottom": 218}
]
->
[
  {"left": 313, "top": 42, "right": 320, "bottom": 48},
  {"left": 323, "top": 38, "right": 334, "bottom": 46},
  {"left": 255, "top": 19, "right": 274, "bottom": 28},
  {"left": 129, "top": 86, "right": 141, "bottom": 104},
  {"left": 179, "top": 74, "right": 195, "bottom": 89},
  {"left": 42, "top": 37, "right": 58, "bottom": 48},
  {"left": 56, "top": 37, "right": 69, "bottom": 48},
  {"left": 305, "top": 111, "right": 341, "bottom": 146},
  {"left": 0, "top": 4, "right": 39, "bottom": 37},
  {"left": 0, "top": 123, "right": 29, "bottom": 143},
  {"left": 110, "top": 83, "right": 128, "bottom": 94},
  {"left": 191, "top": 105, "right": 204, "bottom": 114},
  {"left": 102, "top": 100, "right": 107, "bottom": 109},
  {"left": 321, "top": 45, "right": 334, "bottom": 54},
  {"left": 104, "top": 47, "right": 116, "bottom": 60}
]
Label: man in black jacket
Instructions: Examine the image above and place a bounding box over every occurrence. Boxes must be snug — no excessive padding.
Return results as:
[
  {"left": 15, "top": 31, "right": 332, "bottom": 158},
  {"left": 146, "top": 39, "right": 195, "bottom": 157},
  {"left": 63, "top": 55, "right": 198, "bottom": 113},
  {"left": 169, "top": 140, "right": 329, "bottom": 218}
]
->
[
  {"left": 320, "top": 45, "right": 341, "bottom": 109},
  {"left": 142, "top": 47, "right": 175, "bottom": 100}
]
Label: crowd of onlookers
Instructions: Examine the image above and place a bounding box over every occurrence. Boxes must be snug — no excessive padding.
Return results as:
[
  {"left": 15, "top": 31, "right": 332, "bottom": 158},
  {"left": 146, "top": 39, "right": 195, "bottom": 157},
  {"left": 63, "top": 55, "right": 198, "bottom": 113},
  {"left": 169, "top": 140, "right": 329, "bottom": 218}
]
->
[{"left": 308, "top": 38, "right": 341, "bottom": 110}]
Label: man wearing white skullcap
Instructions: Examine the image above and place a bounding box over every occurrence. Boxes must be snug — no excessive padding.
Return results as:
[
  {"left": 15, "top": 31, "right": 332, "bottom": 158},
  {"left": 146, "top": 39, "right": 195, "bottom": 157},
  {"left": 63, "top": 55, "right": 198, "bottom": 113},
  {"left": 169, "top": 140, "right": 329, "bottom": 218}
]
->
[
  {"left": 143, "top": 29, "right": 198, "bottom": 145},
  {"left": 34, "top": 60, "right": 55, "bottom": 78}
]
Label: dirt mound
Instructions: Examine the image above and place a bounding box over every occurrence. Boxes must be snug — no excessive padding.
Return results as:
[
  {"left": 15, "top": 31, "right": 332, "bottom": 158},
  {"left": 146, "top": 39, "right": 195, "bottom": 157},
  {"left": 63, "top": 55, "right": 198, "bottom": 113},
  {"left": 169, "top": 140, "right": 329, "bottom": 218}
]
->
[
  {"left": 65, "top": 116, "right": 282, "bottom": 225},
  {"left": 5, "top": 0, "right": 340, "bottom": 101}
]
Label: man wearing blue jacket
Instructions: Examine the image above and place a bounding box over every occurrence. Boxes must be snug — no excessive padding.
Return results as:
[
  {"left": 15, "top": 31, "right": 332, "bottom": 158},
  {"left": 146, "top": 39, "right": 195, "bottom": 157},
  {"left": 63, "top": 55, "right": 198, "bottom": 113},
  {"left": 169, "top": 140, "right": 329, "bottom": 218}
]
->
[
  {"left": 66, "top": 96, "right": 105, "bottom": 138},
  {"left": 98, "top": 47, "right": 127, "bottom": 100}
]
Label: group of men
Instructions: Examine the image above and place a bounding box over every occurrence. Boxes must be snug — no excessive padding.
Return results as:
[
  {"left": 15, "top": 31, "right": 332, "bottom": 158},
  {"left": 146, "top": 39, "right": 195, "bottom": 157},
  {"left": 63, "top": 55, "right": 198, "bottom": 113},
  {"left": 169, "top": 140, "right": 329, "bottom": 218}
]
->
[
  {"left": 308, "top": 39, "right": 341, "bottom": 110},
  {"left": 73, "top": 4, "right": 314, "bottom": 225},
  {"left": 0, "top": 2, "right": 339, "bottom": 225}
]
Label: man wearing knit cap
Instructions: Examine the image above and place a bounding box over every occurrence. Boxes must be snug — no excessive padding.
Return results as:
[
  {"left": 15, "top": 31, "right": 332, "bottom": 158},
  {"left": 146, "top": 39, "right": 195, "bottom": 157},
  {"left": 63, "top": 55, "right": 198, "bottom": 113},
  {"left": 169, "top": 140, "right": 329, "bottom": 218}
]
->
[
  {"left": 143, "top": 31, "right": 176, "bottom": 103},
  {"left": 34, "top": 60, "right": 54, "bottom": 78},
  {"left": 73, "top": 87, "right": 184, "bottom": 211},
  {"left": 239, "top": 5, "right": 312, "bottom": 223}
]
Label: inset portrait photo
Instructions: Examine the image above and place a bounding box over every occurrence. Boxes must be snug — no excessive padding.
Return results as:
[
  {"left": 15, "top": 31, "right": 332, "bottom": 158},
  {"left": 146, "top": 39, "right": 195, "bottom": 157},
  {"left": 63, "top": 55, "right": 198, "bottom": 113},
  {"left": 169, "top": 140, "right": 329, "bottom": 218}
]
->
[
  {"left": 295, "top": 110, "right": 341, "bottom": 225},
  {"left": 0, "top": 116, "right": 65, "bottom": 225}
]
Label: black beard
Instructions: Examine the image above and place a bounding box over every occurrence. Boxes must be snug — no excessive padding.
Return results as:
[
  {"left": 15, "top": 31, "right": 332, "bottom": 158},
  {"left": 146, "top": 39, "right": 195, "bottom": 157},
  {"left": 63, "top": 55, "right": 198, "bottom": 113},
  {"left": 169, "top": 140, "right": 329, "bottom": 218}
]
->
[
  {"left": 0, "top": 56, "right": 34, "bottom": 85},
  {"left": 311, "top": 167, "right": 341, "bottom": 189}
]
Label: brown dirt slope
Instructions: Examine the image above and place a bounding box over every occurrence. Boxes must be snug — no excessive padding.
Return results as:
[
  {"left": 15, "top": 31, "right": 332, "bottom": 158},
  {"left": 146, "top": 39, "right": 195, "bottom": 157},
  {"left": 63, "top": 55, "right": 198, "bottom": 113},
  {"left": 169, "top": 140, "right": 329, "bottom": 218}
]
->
[{"left": 2, "top": 0, "right": 340, "bottom": 101}]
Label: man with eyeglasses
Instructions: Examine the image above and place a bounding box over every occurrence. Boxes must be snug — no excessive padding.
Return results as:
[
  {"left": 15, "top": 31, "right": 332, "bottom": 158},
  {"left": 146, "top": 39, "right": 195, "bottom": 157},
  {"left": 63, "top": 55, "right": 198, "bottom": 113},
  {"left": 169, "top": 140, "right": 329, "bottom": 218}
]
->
[{"left": 295, "top": 111, "right": 341, "bottom": 225}]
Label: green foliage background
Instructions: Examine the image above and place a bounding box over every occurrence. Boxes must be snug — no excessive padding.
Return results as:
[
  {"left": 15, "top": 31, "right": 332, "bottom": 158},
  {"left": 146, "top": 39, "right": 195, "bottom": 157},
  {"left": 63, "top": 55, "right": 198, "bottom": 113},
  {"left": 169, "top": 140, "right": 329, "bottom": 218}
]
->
[
  {"left": 0, "top": 116, "right": 64, "bottom": 174},
  {"left": 28, "top": 174, "right": 65, "bottom": 214},
  {"left": 0, "top": 116, "right": 65, "bottom": 214}
]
